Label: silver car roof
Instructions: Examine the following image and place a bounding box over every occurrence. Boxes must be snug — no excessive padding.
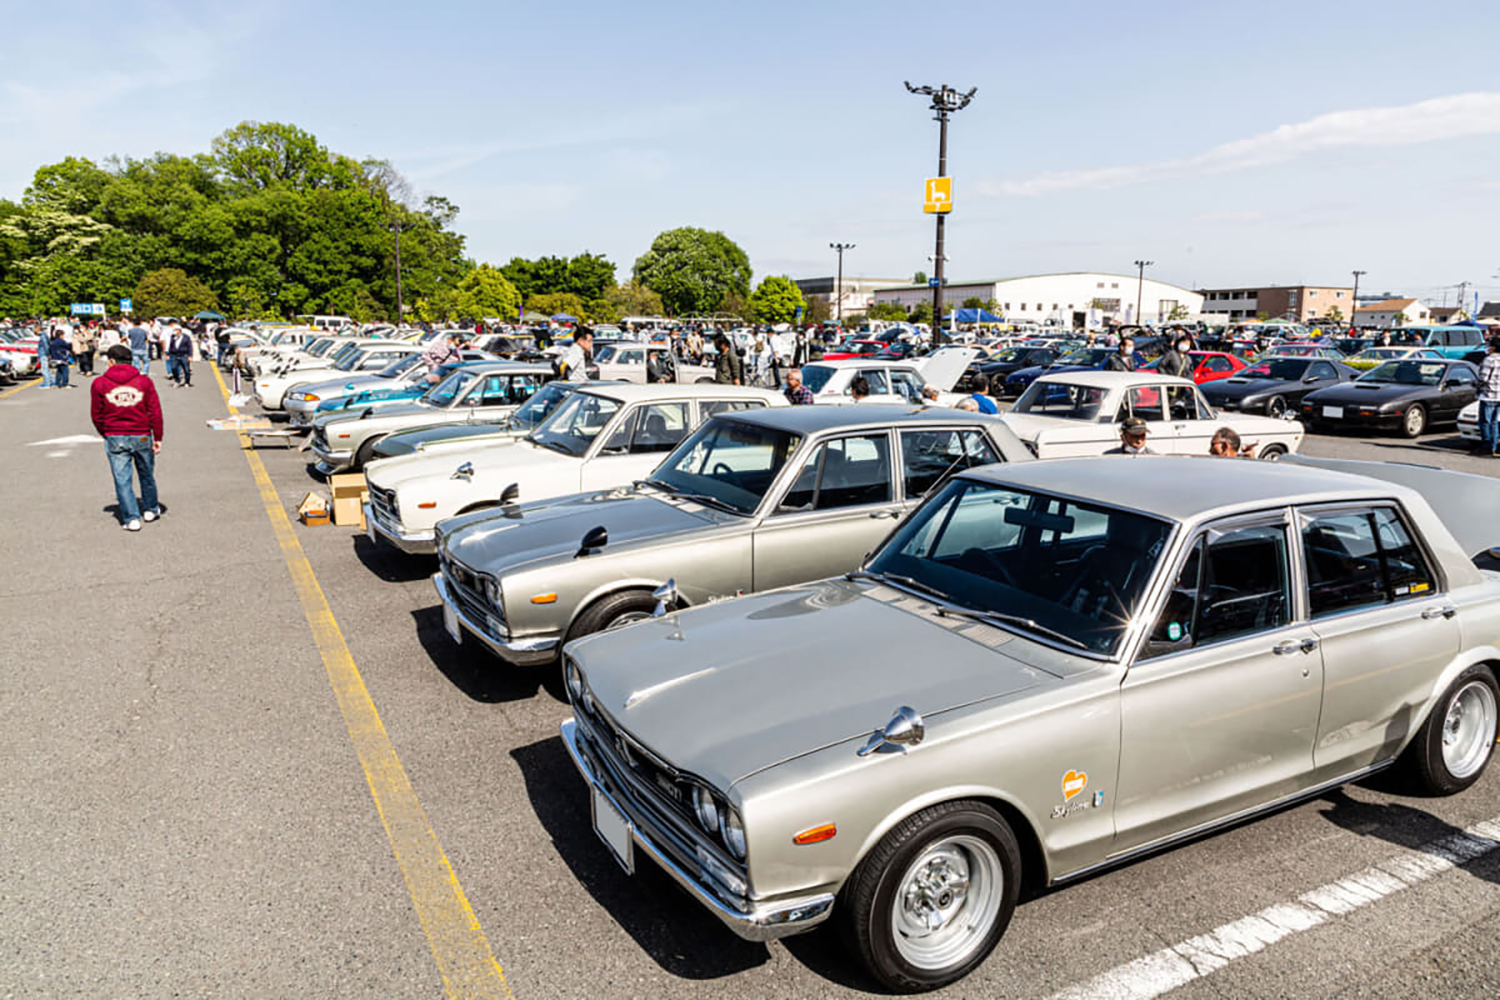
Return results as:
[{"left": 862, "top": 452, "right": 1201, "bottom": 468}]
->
[
  {"left": 724, "top": 403, "right": 1010, "bottom": 435},
  {"left": 957, "top": 455, "right": 1413, "bottom": 524}
]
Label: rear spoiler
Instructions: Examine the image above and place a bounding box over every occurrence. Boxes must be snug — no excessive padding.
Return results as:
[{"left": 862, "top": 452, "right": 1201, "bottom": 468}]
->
[{"left": 1282, "top": 455, "right": 1500, "bottom": 565}]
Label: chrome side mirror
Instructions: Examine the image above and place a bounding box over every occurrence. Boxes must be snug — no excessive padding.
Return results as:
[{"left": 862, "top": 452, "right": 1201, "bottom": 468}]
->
[
  {"left": 857, "top": 706, "right": 925, "bottom": 756},
  {"left": 451, "top": 462, "right": 474, "bottom": 482},
  {"left": 652, "top": 578, "right": 679, "bottom": 618}
]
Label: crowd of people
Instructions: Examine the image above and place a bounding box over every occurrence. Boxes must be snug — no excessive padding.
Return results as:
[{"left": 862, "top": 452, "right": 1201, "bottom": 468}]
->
[{"left": 29, "top": 316, "right": 222, "bottom": 390}]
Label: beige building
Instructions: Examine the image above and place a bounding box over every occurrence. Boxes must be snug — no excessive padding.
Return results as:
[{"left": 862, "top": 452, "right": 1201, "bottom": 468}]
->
[
  {"left": 1198, "top": 284, "right": 1355, "bottom": 322},
  {"left": 1355, "top": 298, "right": 1431, "bottom": 329}
]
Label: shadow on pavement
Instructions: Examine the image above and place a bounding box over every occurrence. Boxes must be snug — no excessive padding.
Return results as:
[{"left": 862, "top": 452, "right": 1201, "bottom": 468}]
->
[
  {"left": 510, "top": 735, "right": 774, "bottom": 981},
  {"left": 1317, "top": 789, "right": 1499, "bottom": 886},
  {"left": 351, "top": 534, "right": 434, "bottom": 583},
  {"left": 409, "top": 606, "right": 563, "bottom": 704}
]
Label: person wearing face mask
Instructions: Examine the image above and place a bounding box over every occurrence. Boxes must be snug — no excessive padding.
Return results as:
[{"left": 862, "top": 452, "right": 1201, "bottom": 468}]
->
[{"left": 1158, "top": 334, "right": 1194, "bottom": 380}]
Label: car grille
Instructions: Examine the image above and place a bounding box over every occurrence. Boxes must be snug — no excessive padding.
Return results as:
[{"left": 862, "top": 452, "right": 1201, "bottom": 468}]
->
[
  {"left": 369, "top": 483, "right": 399, "bottom": 524},
  {"left": 438, "top": 551, "right": 505, "bottom": 640},
  {"left": 312, "top": 427, "right": 329, "bottom": 451}
]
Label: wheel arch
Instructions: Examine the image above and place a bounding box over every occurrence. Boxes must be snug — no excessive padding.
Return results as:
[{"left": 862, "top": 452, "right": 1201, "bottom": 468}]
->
[
  {"left": 1404, "top": 647, "right": 1500, "bottom": 756},
  {"left": 564, "top": 578, "right": 692, "bottom": 637}
]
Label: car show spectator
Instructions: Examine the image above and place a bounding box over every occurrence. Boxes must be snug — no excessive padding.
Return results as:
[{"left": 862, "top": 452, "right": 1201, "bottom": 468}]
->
[
  {"left": 713, "top": 333, "right": 742, "bottom": 385},
  {"left": 968, "top": 372, "right": 999, "bottom": 414},
  {"left": 36, "top": 325, "right": 54, "bottom": 388},
  {"left": 167, "top": 324, "right": 194, "bottom": 387},
  {"left": 557, "top": 328, "right": 592, "bottom": 380},
  {"left": 127, "top": 322, "right": 151, "bottom": 374},
  {"left": 48, "top": 326, "right": 72, "bottom": 388},
  {"left": 421, "top": 330, "right": 462, "bottom": 383},
  {"left": 91, "top": 344, "right": 164, "bottom": 531},
  {"left": 1105, "top": 336, "right": 1137, "bottom": 372},
  {"left": 849, "top": 376, "right": 871, "bottom": 401},
  {"left": 72, "top": 323, "right": 97, "bottom": 377},
  {"left": 783, "top": 367, "right": 814, "bottom": 405},
  {"left": 1158, "top": 334, "right": 1194, "bottom": 379},
  {"left": 1478, "top": 336, "right": 1500, "bottom": 457},
  {"left": 1209, "top": 426, "right": 1257, "bottom": 458},
  {"left": 1105, "top": 416, "right": 1155, "bottom": 455}
]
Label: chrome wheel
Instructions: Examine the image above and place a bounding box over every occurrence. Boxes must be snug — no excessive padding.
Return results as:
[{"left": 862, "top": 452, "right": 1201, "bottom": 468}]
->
[
  {"left": 1266, "top": 395, "right": 1286, "bottom": 418},
  {"left": 1403, "top": 405, "right": 1426, "bottom": 437},
  {"left": 1442, "top": 680, "right": 1497, "bottom": 779},
  {"left": 605, "top": 610, "right": 651, "bottom": 631},
  {"left": 890, "top": 835, "right": 1003, "bottom": 971}
]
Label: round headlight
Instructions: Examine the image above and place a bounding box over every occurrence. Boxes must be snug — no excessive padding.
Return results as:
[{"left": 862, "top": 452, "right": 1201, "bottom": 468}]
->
[
  {"left": 483, "top": 577, "right": 502, "bottom": 606},
  {"left": 693, "top": 786, "right": 720, "bottom": 835},
  {"left": 722, "top": 806, "right": 747, "bottom": 860},
  {"left": 565, "top": 661, "right": 584, "bottom": 702}
]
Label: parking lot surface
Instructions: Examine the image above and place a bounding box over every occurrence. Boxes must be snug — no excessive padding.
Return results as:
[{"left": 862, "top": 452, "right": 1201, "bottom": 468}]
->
[{"left": 3, "top": 374, "right": 1498, "bottom": 998}]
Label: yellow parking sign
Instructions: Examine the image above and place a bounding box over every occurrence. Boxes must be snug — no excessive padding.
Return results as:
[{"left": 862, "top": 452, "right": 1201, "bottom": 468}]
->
[{"left": 924, "top": 177, "right": 952, "bottom": 214}]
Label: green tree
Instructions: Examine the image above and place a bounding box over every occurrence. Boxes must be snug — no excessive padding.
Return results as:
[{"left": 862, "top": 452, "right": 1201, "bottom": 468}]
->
[
  {"left": 908, "top": 301, "right": 933, "bottom": 324},
  {"left": 748, "top": 275, "right": 806, "bottom": 325},
  {"left": 528, "top": 291, "right": 587, "bottom": 320},
  {"left": 134, "top": 267, "right": 219, "bottom": 318},
  {"left": 450, "top": 264, "right": 521, "bottom": 320},
  {"left": 603, "top": 279, "right": 664, "bottom": 318},
  {"left": 632, "top": 227, "right": 751, "bottom": 316},
  {"left": 1325, "top": 306, "right": 1344, "bottom": 324},
  {"left": 911, "top": 271, "right": 927, "bottom": 285},
  {"left": 566, "top": 252, "right": 616, "bottom": 301},
  {"left": 1166, "top": 302, "right": 1190, "bottom": 321},
  {"left": 719, "top": 290, "right": 751, "bottom": 319},
  {"left": 867, "top": 302, "right": 907, "bottom": 322},
  {"left": 805, "top": 296, "right": 832, "bottom": 325},
  {"left": 961, "top": 296, "right": 986, "bottom": 310}
]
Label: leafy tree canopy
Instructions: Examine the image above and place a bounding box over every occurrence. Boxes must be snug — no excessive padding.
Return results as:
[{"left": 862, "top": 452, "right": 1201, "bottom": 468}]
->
[
  {"left": 133, "top": 267, "right": 219, "bottom": 318},
  {"left": 603, "top": 279, "right": 664, "bottom": 319},
  {"left": 632, "top": 227, "right": 751, "bottom": 316},
  {"left": 748, "top": 275, "right": 806, "bottom": 325},
  {"left": 867, "top": 302, "right": 908, "bottom": 322},
  {"left": 500, "top": 251, "right": 616, "bottom": 304},
  {"left": 528, "top": 291, "right": 586, "bottom": 320}
]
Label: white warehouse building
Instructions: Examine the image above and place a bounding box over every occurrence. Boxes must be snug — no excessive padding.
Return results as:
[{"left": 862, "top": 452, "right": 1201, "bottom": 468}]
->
[{"left": 870, "top": 272, "right": 1205, "bottom": 328}]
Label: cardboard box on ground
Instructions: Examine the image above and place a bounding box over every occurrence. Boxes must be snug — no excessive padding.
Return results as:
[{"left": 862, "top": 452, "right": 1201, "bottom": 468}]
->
[
  {"left": 329, "top": 473, "right": 368, "bottom": 528},
  {"left": 297, "top": 491, "right": 330, "bottom": 526}
]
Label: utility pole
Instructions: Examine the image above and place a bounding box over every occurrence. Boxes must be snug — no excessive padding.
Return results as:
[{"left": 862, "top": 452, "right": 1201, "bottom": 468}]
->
[
  {"left": 1351, "top": 270, "right": 1366, "bottom": 332},
  {"left": 830, "top": 242, "right": 855, "bottom": 327},
  {"left": 906, "top": 81, "right": 975, "bottom": 345},
  {"left": 1133, "top": 260, "right": 1153, "bottom": 326},
  {"left": 1456, "top": 280, "right": 1470, "bottom": 318},
  {"left": 392, "top": 219, "right": 404, "bottom": 326}
]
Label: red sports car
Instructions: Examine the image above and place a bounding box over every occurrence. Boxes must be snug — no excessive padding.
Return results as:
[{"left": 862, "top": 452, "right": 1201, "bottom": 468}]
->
[
  {"left": 1142, "top": 350, "right": 1248, "bottom": 384},
  {"left": 820, "top": 339, "right": 888, "bottom": 361}
]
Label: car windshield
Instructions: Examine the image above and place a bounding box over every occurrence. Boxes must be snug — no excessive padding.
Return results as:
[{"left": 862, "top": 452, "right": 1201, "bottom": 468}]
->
[
  {"left": 1241, "top": 358, "right": 1307, "bottom": 380},
  {"left": 377, "top": 353, "right": 422, "bottom": 378},
  {"left": 865, "top": 479, "right": 1174, "bottom": 655},
  {"left": 800, "top": 365, "right": 837, "bottom": 393},
  {"left": 990, "top": 348, "right": 1028, "bottom": 363},
  {"left": 593, "top": 344, "right": 621, "bottom": 364},
  {"left": 326, "top": 343, "right": 362, "bottom": 366},
  {"left": 1359, "top": 361, "right": 1448, "bottom": 386},
  {"left": 306, "top": 339, "right": 338, "bottom": 357},
  {"left": 508, "top": 381, "right": 572, "bottom": 429},
  {"left": 1057, "top": 348, "right": 1111, "bottom": 366},
  {"left": 1010, "top": 380, "right": 1109, "bottom": 419},
  {"left": 422, "top": 369, "right": 478, "bottom": 406},
  {"left": 332, "top": 348, "right": 369, "bottom": 371},
  {"left": 527, "top": 391, "right": 622, "bottom": 457},
  {"left": 1352, "top": 349, "right": 1400, "bottom": 361},
  {"left": 647, "top": 420, "right": 801, "bottom": 515}
]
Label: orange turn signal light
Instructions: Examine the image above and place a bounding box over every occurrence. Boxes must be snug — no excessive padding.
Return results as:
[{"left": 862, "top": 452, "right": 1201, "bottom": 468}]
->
[
  {"left": 530, "top": 593, "right": 558, "bottom": 605},
  {"left": 793, "top": 823, "right": 837, "bottom": 846},
  {"left": 417, "top": 502, "right": 437, "bottom": 509}
]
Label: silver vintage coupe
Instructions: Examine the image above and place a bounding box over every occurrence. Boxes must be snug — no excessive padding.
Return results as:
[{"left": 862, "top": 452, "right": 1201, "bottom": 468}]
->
[{"left": 560, "top": 456, "right": 1500, "bottom": 992}]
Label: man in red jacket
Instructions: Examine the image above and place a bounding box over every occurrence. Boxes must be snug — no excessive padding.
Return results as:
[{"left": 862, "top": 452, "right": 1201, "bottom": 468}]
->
[{"left": 91, "top": 344, "right": 164, "bottom": 531}]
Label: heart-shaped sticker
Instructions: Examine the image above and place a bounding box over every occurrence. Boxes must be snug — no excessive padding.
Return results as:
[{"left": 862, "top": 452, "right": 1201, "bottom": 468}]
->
[{"left": 1062, "top": 769, "right": 1088, "bottom": 801}]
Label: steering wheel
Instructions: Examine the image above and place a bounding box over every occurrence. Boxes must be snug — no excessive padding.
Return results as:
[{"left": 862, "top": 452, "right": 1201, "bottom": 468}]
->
[
  {"left": 711, "top": 461, "right": 733, "bottom": 476},
  {"left": 963, "top": 547, "right": 1017, "bottom": 587}
]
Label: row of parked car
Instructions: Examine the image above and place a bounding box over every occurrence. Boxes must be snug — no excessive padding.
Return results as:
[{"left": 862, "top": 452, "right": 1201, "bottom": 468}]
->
[{"left": 250, "top": 357, "right": 1500, "bottom": 992}]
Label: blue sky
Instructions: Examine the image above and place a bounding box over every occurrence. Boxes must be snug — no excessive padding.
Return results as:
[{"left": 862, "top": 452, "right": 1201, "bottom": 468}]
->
[{"left": 4, "top": 0, "right": 1500, "bottom": 304}]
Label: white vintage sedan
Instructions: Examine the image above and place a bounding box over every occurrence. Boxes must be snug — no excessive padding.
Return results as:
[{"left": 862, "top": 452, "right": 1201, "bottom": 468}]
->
[
  {"left": 1001, "top": 370, "right": 1304, "bottom": 458},
  {"left": 363, "top": 383, "right": 786, "bottom": 554},
  {"left": 799, "top": 346, "right": 979, "bottom": 406}
]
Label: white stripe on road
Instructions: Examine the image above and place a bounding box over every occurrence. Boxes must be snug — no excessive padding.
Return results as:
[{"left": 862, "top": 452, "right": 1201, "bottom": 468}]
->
[{"left": 1047, "top": 815, "right": 1500, "bottom": 1000}]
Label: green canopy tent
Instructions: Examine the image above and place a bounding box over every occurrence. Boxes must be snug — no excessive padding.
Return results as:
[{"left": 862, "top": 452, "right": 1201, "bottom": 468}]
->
[
  {"left": 521, "top": 311, "right": 550, "bottom": 323},
  {"left": 193, "top": 310, "right": 226, "bottom": 321}
]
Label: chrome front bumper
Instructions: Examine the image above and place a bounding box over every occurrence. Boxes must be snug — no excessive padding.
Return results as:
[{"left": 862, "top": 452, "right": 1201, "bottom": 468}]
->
[
  {"left": 560, "top": 717, "right": 835, "bottom": 942},
  {"left": 364, "top": 502, "right": 436, "bottom": 555},
  {"left": 431, "top": 572, "right": 560, "bottom": 666},
  {"left": 310, "top": 442, "right": 353, "bottom": 474}
]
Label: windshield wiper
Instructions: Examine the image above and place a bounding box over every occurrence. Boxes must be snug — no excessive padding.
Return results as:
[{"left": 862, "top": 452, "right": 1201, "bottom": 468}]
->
[
  {"left": 536, "top": 438, "right": 575, "bottom": 456},
  {"left": 935, "top": 606, "right": 1089, "bottom": 650},
  {"left": 846, "top": 570, "right": 952, "bottom": 603},
  {"left": 640, "top": 479, "right": 740, "bottom": 513}
]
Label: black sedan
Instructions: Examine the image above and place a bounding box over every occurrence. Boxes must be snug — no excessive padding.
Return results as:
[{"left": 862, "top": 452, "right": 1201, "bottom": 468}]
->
[
  {"left": 960, "top": 346, "right": 1060, "bottom": 392},
  {"left": 1200, "top": 356, "right": 1358, "bottom": 418},
  {"left": 1299, "top": 358, "right": 1480, "bottom": 437}
]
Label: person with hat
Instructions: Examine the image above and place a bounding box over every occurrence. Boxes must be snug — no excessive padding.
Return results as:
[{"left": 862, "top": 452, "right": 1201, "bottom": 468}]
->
[
  {"left": 1105, "top": 417, "right": 1156, "bottom": 455},
  {"left": 91, "top": 344, "right": 164, "bottom": 531},
  {"left": 1477, "top": 335, "right": 1500, "bottom": 456}
]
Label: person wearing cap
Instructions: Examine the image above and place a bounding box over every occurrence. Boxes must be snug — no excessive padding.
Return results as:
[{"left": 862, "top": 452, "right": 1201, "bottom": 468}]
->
[{"left": 1105, "top": 416, "right": 1156, "bottom": 455}]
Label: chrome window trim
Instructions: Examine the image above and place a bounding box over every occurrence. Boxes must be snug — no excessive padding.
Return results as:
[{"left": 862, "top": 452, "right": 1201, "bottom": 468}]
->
[{"left": 1292, "top": 499, "right": 1448, "bottom": 622}]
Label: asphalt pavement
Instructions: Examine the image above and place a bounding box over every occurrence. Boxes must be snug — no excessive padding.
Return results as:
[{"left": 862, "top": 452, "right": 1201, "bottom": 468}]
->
[{"left": 2, "top": 371, "right": 1498, "bottom": 999}]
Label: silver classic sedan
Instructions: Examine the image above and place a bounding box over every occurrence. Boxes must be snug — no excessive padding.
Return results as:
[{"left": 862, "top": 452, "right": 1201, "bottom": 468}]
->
[{"left": 560, "top": 456, "right": 1500, "bottom": 992}]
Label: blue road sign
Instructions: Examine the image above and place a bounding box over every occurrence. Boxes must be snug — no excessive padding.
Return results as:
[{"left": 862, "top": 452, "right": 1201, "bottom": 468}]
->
[
  {"left": 927, "top": 277, "right": 941, "bottom": 288},
  {"left": 120, "top": 298, "right": 133, "bottom": 313}
]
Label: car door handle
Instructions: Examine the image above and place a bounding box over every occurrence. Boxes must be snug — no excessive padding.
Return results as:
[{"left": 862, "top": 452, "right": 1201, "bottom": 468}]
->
[
  {"left": 1420, "top": 604, "right": 1457, "bottom": 620},
  {"left": 868, "top": 509, "right": 901, "bottom": 519},
  {"left": 1273, "top": 640, "right": 1301, "bottom": 656}
]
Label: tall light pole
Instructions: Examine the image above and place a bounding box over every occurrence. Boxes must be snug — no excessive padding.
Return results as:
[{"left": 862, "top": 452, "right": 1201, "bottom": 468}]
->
[
  {"left": 391, "top": 219, "right": 405, "bottom": 326},
  {"left": 1133, "top": 259, "right": 1153, "bottom": 326},
  {"left": 830, "top": 242, "right": 855, "bottom": 327},
  {"left": 906, "top": 81, "right": 976, "bottom": 344},
  {"left": 1351, "top": 269, "right": 1366, "bottom": 332}
]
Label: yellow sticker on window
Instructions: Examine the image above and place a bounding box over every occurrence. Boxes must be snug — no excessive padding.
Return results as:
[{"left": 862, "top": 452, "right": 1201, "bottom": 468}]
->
[{"left": 1410, "top": 582, "right": 1430, "bottom": 593}]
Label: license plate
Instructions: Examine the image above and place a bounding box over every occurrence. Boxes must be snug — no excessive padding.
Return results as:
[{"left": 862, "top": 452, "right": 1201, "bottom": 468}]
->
[
  {"left": 443, "top": 599, "right": 462, "bottom": 645},
  {"left": 592, "top": 786, "right": 634, "bottom": 873},
  {"left": 1322, "top": 405, "right": 1343, "bottom": 419}
]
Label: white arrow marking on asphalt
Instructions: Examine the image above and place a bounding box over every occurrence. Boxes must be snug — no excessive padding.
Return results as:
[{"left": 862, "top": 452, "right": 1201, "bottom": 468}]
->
[
  {"left": 1047, "top": 815, "right": 1500, "bottom": 1000},
  {"left": 26, "top": 434, "right": 102, "bottom": 446}
]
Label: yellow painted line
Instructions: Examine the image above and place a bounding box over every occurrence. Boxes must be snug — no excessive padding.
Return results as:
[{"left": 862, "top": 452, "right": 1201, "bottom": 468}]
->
[
  {"left": 212, "top": 365, "right": 513, "bottom": 999},
  {"left": 0, "top": 378, "right": 39, "bottom": 400}
]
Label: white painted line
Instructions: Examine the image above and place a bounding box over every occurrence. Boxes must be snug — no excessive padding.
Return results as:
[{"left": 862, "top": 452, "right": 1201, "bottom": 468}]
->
[
  {"left": 1046, "top": 816, "right": 1500, "bottom": 1000},
  {"left": 26, "top": 434, "right": 102, "bottom": 446}
]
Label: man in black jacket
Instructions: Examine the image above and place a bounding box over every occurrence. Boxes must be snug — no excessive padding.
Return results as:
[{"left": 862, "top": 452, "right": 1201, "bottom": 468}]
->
[
  {"left": 713, "top": 334, "right": 743, "bottom": 385},
  {"left": 1104, "top": 336, "right": 1137, "bottom": 372}
]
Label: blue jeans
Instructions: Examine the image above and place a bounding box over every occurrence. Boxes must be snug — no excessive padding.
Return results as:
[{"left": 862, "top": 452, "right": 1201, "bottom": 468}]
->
[
  {"left": 53, "top": 362, "right": 69, "bottom": 388},
  {"left": 167, "top": 356, "right": 191, "bottom": 383},
  {"left": 39, "top": 355, "right": 53, "bottom": 387},
  {"left": 1481, "top": 400, "right": 1500, "bottom": 455},
  {"left": 132, "top": 349, "right": 149, "bottom": 375},
  {"left": 106, "top": 435, "right": 158, "bottom": 523}
]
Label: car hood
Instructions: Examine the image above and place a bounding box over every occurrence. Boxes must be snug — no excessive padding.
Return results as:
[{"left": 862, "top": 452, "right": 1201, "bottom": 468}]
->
[
  {"left": 315, "top": 400, "right": 435, "bottom": 430},
  {"left": 996, "top": 411, "right": 1107, "bottom": 442},
  {"left": 571, "top": 579, "right": 1064, "bottom": 788},
  {"left": 379, "top": 422, "right": 519, "bottom": 456},
  {"left": 295, "top": 373, "right": 391, "bottom": 398},
  {"left": 442, "top": 490, "right": 717, "bottom": 576},
  {"left": 1306, "top": 382, "right": 1430, "bottom": 405},
  {"left": 367, "top": 437, "right": 565, "bottom": 491},
  {"left": 1201, "top": 377, "right": 1296, "bottom": 400}
]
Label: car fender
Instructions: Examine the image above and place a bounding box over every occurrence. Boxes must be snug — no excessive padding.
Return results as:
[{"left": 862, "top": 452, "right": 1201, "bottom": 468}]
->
[
  {"left": 1401, "top": 643, "right": 1500, "bottom": 756},
  {"left": 848, "top": 782, "right": 1051, "bottom": 882}
]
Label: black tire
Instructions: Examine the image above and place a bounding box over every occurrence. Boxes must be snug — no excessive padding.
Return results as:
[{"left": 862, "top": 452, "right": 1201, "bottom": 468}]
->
[
  {"left": 694, "top": 376, "right": 715, "bottom": 384},
  {"left": 566, "top": 589, "right": 658, "bottom": 645},
  {"left": 1258, "top": 443, "right": 1287, "bottom": 460},
  {"left": 1400, "top": 404, "right": 1426, "bottom": 438},
  {"left": 1265, "top": 395, "right": 1287, "bottom": 418},
  {"left": 1399, "top": 664, "right": 1498, "bottom": 795},
  {"left": 353, "top": 436, "right": 384, "bottom": 470},
  {"left": 838, "top": 800, "right": 1020, "bottom": 993}
]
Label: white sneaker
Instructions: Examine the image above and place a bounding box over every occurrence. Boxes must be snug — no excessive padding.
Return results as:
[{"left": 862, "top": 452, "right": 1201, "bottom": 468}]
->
[
  {"left": 142, "top": 510, "right": 160, "bottom": 523},
  {"left": 124, "top": 519, "right": 142, "bottom": 532}
]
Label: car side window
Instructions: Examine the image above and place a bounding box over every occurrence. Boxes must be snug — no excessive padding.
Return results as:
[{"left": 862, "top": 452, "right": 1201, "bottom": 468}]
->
[
  {"left": 700, "top": 399, "right": 764, "bottom": 420},
  {"left": 779, "top": 434, "right": 893, "bottom": 512},
  {"left": 1126, "top": 386, "right": 1165, "bottom": 422},
  {"left": 597, "top": 408, "right": 639, "bottom": 454},
  {"left": 1309, "top": 362, "right": 1337, "bottom": 380},
  {"left": 477, "top": 375, "right": 515, "bottom": 406},
  {"left": 900, "top": 429, "right": 1001, "bottom": 498},
  {"left": 627, "top": 402, "right": 689, "bottom": 453},
  {"left": 1206, "top": 356, "right": 1232, "bottom": 372},
  {"left": 1447, "top": 367, "right": 1476, "bottom": 385},
  {"left": 854, "top": 370, "right": 891, "bottom": 395},
  {"left": 1165, "top": 385, "right": 1200, "bottom": 420},
  {"left": 1143, "top": 524, "right": 1292, "bottom": 658},
  {"left": 890, "top": 371, "right": 926, "bottom": 403},
  {"left": 1302, "top": 508, "right": 1438, "bottom": 616}
]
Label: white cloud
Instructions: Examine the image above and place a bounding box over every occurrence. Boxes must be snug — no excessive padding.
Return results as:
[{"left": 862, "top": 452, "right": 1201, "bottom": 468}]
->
[{"left": 982, "top": 92, "right": 1500, "bottom": 197}]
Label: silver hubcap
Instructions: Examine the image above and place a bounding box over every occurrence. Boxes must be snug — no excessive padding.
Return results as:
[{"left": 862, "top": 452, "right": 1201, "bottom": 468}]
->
[
  {"left": 891, "top": 835, "right": 1002, "bottom": 971},
  {"left": 1442, "top": 681, "right": 1497, "bottom": 779},
  {"left": 1268, "top": 397, "right": 1285, "bottom": 417},
  {"left": 605, "top": 611, "right": 651, "bottom": 631},
  {"left": 1406, "top": 408, "right": 1423, "bottom": 434}
]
